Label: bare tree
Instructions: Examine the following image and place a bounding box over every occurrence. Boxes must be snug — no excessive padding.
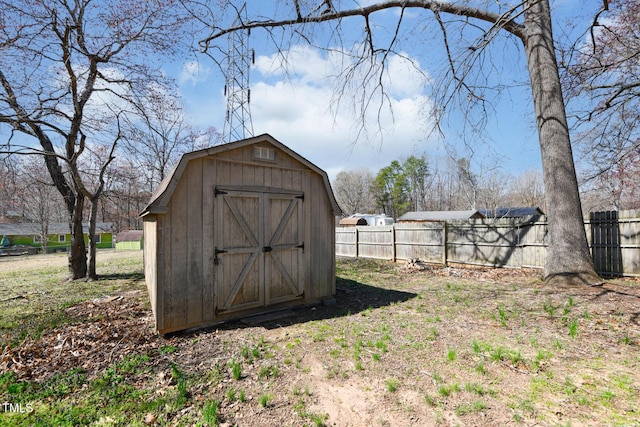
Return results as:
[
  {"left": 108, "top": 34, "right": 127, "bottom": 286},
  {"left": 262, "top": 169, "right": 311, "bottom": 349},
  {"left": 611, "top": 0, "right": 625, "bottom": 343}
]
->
[
  {"left": 0, "top": 0, "right": 196, "bottom": 279},
  {"left": 200, "top": 0, "right": 602, "bottom": 285},
  {"left": 507, "top": 169, "right": 545, "bottom": 208},
  {"left": 562, "top": 0, "right": 640, "bottom": 182},
  {"left": 18, "top": 157, "right": 67, "bottom": 254},
  {"left": 121, "top": 87, "right": 222, "bottom": 193},
  {"left": 333, "top": 169, "right": 376, "bottom": 216}
]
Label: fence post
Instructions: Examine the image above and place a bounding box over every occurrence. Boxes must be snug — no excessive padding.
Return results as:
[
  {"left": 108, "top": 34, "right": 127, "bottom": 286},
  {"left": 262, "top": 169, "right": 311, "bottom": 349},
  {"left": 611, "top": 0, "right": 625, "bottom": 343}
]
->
[
  {"left": 355, "top": 227, "right": 359, "bottom": 258},
  {"left": 442, "top": 221, "right": 448, "bottom": 267},
  {"left": 392, "top": 225, "right": 396, "bottom": 262}
]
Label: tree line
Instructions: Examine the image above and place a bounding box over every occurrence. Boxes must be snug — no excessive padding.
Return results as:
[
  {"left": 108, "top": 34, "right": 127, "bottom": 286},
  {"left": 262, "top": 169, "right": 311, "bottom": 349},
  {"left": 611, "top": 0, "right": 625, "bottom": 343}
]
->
[{"left": 333, "top": 155, "right": 546, "bottom": 218}]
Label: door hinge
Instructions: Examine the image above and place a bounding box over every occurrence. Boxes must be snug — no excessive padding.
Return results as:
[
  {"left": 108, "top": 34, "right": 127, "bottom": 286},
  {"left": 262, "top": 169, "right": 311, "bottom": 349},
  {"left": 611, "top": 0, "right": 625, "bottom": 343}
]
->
[
  {"left": 214, "top": 247, "right": 228, "bottom": 265},
  {"left": 262, "top": 246, "right": 273, "bottom": 252},
  {"left": 295, "top": 243, "right": 304, "bottom": 250},
  {"left": 295, "top": 194, "right": 304, "bottom": 200},
  {"left": 214, "top": 187, "right": 228, "bottom": 196}
]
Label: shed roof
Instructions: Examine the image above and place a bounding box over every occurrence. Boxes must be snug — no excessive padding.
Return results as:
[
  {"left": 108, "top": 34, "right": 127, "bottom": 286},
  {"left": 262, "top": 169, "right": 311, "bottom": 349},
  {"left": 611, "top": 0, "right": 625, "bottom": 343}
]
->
[
  {"left": 339, "top": 217, "right": 368, "bottom": 226},
  {"left": 478, "top": 207, "right": 544, "bottom": 218},
  {"left": 141, "top": 134, "right": 342, "bottom": 216},
  {"left": 397, "top": 210, "right": 484, "bottom": 222},
  {"left": 116, "top": 230, "right": 144, "bottom": 242}
]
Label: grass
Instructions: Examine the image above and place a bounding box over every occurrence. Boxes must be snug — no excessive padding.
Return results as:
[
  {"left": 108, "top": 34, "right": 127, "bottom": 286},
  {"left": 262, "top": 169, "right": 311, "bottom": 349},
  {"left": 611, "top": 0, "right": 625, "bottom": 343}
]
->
[
  {"left": 1, "top": 253, "right": 639, "bottom": 426},
  {"left": 0, "top": 250, "right": 144, "bottom": 345}
]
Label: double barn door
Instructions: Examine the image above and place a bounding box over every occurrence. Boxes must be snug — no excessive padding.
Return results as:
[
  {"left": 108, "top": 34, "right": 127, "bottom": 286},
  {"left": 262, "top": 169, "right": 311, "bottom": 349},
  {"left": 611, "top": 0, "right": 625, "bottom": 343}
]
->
[{"left": 214, "top": 187, "right": 305, "bottom": 315}]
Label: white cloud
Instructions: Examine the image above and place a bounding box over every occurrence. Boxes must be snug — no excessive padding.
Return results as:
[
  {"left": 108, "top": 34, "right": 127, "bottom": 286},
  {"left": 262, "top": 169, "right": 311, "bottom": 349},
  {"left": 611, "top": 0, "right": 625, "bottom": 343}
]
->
[
  {"left": 248, "top": 45, "right": 437, "bottom": 180},
  {"left": 180, "top": 45, "right": 439, "bottom": 181},
  {"left": 180, "top": 61, "right": 211, "bottom": 85}
]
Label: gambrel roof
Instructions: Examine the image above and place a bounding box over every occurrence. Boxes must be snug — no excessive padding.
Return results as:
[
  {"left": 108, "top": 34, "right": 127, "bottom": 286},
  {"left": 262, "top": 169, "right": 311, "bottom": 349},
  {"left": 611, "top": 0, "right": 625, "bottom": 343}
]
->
[{"left": 141, "top": 134, "right": 341, "bottom": 216}]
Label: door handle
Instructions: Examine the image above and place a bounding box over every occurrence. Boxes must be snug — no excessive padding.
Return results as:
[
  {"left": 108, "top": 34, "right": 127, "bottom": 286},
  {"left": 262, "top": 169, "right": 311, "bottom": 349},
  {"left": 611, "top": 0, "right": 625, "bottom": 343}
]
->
[{"left": 263, "top": 246, "right": 272, "bottom": 252}]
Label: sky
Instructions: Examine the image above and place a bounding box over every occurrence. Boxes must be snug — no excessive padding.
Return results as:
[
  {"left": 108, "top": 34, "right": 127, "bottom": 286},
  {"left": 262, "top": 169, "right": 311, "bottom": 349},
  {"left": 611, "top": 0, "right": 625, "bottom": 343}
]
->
[{"left": 173, "top": 0, "right": 598, "bottom": 182}]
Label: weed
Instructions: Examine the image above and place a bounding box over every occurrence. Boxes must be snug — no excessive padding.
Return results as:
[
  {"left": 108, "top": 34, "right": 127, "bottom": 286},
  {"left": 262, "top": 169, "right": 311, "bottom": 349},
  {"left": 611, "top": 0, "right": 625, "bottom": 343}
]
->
[
  {"left": 228, "top": 359, "right": 242, "bottom": 380},
  {"left": 475, "top": 363, "right": 487, "bottom": 375},
  {"left": 497, "top": 305, "right": 508, "bottom": 326},
  {"left": 309, "top": 412, "right": 329, "bottom": 426},
  {"left": 385, "top": 378, "right": 399, "bottom": 392},
  {"left": 424, "top": 394, "right": 437, "bottom": 407},
  {"left": 259, "top": 393, "right": 272, "bottom": 407},
  {"left": 438, "top": 385, "right": 453, "bottom": 397},
  {"left": 543, "top": 301, "right": 556, "bottom": 316},
  {"left": 446, "top": 349, "right": 456, "bottom": 362},
  {"left": 569, "top": 319, "right": 579, "bottom": 338},
  {"left": 375, "top": 339, "right": 388, "bottom": 353},
  {"left": 171, "top": 364, "right": 189, "bottom": 406},
  {"left": 238, "top": 389, "right": 246, "bottom": 402},
  {"left": 203, "top": 399, "right": 220, "bottom": 425},
  {"left": 226, "top": 387, "right": 237, "bottom": 401},
  {"left": 258, "top": 365, "right": 278, "bottom": 380},
  {"left": 241, "top": 345, "right": 251, "bottom": 360},
  {"left": 159, "top": 344, "right": 178, "bottom": 354},
  {"left": 372, "top": 353, "right": 381, "bottom": 362},
  {"left": 621, "top": 333, "right": 632, "bottom": 345},
  {"left": 456, "top": 400, "right": 487, "bottom": 416}
]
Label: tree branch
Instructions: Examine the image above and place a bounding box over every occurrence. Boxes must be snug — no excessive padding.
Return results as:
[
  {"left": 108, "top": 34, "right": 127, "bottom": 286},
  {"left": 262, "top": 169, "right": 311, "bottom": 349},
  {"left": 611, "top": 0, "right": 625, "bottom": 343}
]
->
[{"left": 199, "top": 1, "right": 526, "bottom": 50}]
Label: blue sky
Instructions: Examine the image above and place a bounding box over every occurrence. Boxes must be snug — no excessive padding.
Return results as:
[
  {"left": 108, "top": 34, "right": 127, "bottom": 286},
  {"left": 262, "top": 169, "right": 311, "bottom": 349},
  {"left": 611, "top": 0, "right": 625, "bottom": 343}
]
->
[{"left": 173, "top": 0, "right": 599, "bottom": 181}]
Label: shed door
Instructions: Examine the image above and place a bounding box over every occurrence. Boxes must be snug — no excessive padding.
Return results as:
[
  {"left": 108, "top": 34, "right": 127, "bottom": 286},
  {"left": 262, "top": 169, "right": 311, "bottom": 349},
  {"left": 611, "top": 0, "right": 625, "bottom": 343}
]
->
[{"left": 214, "top": 188, "right": 304, "bottom": 314}]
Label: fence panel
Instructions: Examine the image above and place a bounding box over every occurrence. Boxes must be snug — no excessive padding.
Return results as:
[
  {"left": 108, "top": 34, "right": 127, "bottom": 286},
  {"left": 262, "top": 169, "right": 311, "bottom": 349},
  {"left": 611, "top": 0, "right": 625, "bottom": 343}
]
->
[
  {"left": 336, "top": 210, "right": 640, "bottom": 277},
  {"left": 356, "top": 226, "right": 395, "bottom": 260},
  {"left": 394, "top": 223, "right": 444, "bottom": 263},
  {"left": 335, "top": 227, "right": 357, "bottom": 257}
]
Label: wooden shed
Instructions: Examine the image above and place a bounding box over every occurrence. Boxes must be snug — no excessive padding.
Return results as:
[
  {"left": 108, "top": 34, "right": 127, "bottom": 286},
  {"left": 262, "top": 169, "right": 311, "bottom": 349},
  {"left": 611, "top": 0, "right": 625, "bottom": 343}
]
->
[{"left": 140, "top": 134, "right": 342, "bottom": 334}]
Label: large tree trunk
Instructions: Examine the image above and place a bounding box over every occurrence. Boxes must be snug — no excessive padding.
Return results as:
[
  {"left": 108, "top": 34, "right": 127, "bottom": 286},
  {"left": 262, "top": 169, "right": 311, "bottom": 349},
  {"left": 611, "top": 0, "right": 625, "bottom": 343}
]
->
[
  {"left": 69, "top": 192, "right": 88, "bottom": 280},
  {"left": 523, "top": 0, "right": 601, "bottom": 285}
]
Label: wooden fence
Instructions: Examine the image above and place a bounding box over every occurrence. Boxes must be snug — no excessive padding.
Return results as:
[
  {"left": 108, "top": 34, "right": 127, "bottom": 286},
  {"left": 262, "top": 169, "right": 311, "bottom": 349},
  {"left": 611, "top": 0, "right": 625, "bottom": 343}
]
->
[{"left": 335, "top": 210, "right": 640, "bottom": 277}]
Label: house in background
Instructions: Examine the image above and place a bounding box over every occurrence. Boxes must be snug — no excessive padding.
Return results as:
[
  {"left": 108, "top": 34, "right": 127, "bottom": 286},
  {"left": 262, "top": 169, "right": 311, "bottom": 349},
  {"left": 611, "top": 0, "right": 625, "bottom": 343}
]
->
[
  {"left": 0, "top": 222, "right": 114, "bottom": 253},
  {"left": 115, "top": 230, "right": 144, "bottom": 250}
]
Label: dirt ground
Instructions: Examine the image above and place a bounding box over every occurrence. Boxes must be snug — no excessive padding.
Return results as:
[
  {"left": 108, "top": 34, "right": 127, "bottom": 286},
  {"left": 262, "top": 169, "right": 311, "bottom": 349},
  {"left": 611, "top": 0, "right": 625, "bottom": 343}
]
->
[{"left": 2, "top": 253, "right": 639, "bottom": 426}]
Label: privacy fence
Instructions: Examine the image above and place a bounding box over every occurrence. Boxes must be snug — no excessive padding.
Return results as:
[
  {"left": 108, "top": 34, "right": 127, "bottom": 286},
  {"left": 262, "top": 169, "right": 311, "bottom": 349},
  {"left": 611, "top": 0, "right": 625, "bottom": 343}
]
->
[{"left": 335, "top": 210, "right": 640, "bottom": 277}]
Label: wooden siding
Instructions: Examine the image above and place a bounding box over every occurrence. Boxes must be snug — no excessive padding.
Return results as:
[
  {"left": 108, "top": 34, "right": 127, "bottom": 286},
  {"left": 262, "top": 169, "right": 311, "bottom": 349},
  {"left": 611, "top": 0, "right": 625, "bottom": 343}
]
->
[
  {"left": 336, "top": 210, "right": 640, "bottom": 277},
  {"left": 144, "top": 139, "right": 337, "bottom": 334}
]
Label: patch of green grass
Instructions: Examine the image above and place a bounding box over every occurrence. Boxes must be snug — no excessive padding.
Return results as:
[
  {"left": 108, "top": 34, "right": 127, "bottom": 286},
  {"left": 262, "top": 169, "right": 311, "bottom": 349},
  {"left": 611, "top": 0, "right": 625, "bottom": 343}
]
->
[
  {"left": 159, "top": 344, "right": 178, "bottom": 354},
  {"left": 171, "top": 363, "right": 189, "bottom": 406},
  {"left": 456, "top": 400, "right": 487, "bottom": 416}
]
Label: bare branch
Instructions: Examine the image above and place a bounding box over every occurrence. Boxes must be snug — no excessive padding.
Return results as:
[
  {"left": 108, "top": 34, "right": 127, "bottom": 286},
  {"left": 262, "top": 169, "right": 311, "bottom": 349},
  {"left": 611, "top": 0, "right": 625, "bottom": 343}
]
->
[{"left": 199, "top": 1, "right": 526, "bottom": 50}]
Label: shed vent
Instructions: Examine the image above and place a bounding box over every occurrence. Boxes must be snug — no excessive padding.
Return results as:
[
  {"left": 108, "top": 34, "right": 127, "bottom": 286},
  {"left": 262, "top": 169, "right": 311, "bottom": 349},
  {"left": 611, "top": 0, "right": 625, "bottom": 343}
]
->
[{"left": 253, "top": 146, "right": 275, "bottom": 161}]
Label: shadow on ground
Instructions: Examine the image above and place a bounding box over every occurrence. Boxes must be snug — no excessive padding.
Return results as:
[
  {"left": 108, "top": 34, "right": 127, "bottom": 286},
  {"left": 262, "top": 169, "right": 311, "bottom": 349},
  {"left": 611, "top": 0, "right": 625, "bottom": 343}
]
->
[{"left": 173, "top": 276, "right": 418, "bottom": 337}]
